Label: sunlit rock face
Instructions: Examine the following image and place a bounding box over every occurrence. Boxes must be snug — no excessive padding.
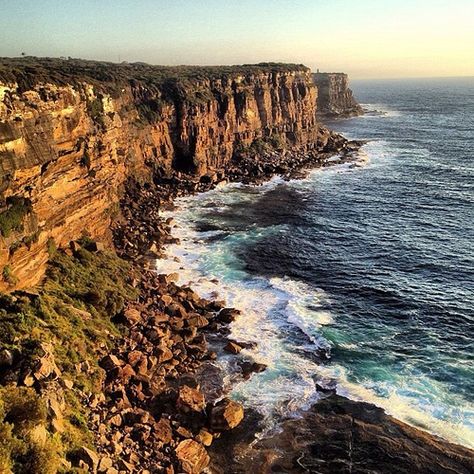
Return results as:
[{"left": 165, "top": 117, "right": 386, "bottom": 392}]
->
[
  {"left": 0, "top": 59, "right": 322, "bottom": 290},
  {"left": 312, "top": 72, "right": 363, "bottom": 117}
]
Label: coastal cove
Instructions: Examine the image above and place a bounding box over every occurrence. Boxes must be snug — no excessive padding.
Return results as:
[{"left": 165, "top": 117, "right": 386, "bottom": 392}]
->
[
  {"left": 0, "top": 57, "right": 472, "bottom": 473},
  {"left": 154, "top": 77, "right": 474, "bottom": 465}
]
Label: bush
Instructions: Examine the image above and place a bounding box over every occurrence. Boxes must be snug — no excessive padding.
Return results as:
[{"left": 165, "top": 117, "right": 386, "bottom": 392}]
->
[
  {"left": 0, "top": 387, "right": 60, "bottom": 474},
  {"left": 46, "top": 237, "right": 56, "bottom": 257},
  {"left": 87, "top": 97, "right": 104, "bottom": 126},
  {"left": 1, "top": 387, "right": 46, "bottom": 434},
  {"left": 23, "top": 231, "right": 40, "bottom": 250},
  {"left": 0, "top": 197, "right": 33, "bottom": 238},
  {"left": 2, "top": 265, "right": 18, "bottom": 286}
]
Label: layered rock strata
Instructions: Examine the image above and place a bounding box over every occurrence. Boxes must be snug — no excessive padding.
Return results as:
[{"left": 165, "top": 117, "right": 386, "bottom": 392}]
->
[{"left": 0, "top": 58, "right": 328, "bottom": 291}]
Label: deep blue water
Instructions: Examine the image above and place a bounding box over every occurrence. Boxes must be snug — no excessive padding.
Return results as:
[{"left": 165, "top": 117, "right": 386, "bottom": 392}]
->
[{"left": 158, "top": 77, "right": 474, "bottom": 447}]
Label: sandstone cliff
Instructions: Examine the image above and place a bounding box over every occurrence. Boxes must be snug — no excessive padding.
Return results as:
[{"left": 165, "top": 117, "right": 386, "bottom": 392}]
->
[
  {"left": 0, "top": 58, "right": 325, "bottom": 291},
  {"left": 312, "top": 72, "right": 363, "bottom": 117}
]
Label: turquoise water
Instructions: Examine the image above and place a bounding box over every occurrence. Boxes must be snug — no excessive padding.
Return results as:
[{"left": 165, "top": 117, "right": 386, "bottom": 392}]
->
[{"left": 157, "top": 77, "right": 474, "bottom": 448}]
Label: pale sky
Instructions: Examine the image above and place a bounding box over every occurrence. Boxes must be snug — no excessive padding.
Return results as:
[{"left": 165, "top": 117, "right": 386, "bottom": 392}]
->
[{"left": 0, "top": 0, "right": 473, "bottom": 79}]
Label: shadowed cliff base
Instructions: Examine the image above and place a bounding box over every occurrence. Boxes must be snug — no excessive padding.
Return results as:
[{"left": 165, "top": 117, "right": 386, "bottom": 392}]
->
[{"left": 0, "top": 57, "right": 322, "bottom": 292}]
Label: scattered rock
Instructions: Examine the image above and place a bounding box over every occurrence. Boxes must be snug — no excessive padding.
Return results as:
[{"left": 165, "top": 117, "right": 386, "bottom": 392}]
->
[
  {"left": 239, "top": 361, "right": 267, "bottom": 379},
  {"left": 98, "top": 456, "right": 113, "bottom": 472},
  {"left": 177, "top": 385, "right": 206, "bottom": 413},
  {"left": 196, "top": 429, "right": 213, "bottom": 447},
  {"left": 175, "top": 439, "right": 210, "bottom": 474},
  {"left": 217, "top": 308, "right": 240, "bottom": 324},
  {"left": 154, "top": 418, "right": 173, "bottom": 444},
  {"left": 224, "top": 341, "right": 242, "bottom": 354},
  {"left": 123, "top": 307, "right": 142, "bottom": 326},
  {"left": 209, "top": 398, "right": 244, "bottom": 431},
  {"left": 100, "top": 354, "right": 124, "bottom": 370},
  {"left": 76, "top": 446, "right": 100, "bottom": 472}
]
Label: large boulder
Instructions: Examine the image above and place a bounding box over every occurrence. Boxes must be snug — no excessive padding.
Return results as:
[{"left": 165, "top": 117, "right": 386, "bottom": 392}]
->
[
  {"left": 76, "top": 446, "right": 100, "bottom": 472},
  {"left": 175, "top": 439, "right": 210, "bottom": 474},
  {"left": 217, "top": 308, "right": 241, "bottom": 324},
  {"left": 177, "top": 385, "right": 206, "bottom": 414},
  {"left": 209, "top": 398, "right": 244, "bottom": 431}
]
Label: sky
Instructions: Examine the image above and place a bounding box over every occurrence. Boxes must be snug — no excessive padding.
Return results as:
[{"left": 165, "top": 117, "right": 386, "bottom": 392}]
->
[{"left": 0, "top": 0, "right": 473, "bottom": 79}]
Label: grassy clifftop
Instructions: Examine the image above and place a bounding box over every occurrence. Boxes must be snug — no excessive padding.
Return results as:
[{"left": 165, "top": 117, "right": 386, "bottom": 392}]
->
[{"left": 0, "top": 57, "right": 310, "bottom": 95}]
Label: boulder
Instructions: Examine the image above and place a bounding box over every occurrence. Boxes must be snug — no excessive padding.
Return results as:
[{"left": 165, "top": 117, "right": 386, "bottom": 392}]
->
[
  {"left": 177, "top": 385, "right": 206, "bottom": 413},
  {"left": 209, "top": 398, "right": 244, "bottom": 431},
  {"left": 175, "top": 439, "right": 210, "bottom": 474},
  {"left": 161, "top": 294, "right": 173, "bottom": 305},
  {"left": 123, "top": 307, "right": 141, "bottom": 326},
  {"left": 224, "top": 341, "right": 242, "bottom": 354},
  {"left": 154, "top": 418, "right": 173, "bottom": 444},
  {"left": 33, "top": 343, "right": 61, "bottom": 381},
  {"left": 76, "top": 446, "right": 100, "bottom": 472},
  {"left": 127, "top": 350, "right": 144, "bottom": 367},
  {"left": 186, "top": 315, "right": 209, "bottom": 328},
  {"left": 217, "top": 308, "right": 241, "bottom": 324},
  {"left": 240, "top": 361, "right": 268, "bottom": 379},
  {"left": 196, "top": 429, "right": 213, "bottom": 447},
  {"left": 100, "top": 354, "right": 124, "bottom": 371},
  {"left": 98, "top": 456, "right": 113, "bottom": 473}
]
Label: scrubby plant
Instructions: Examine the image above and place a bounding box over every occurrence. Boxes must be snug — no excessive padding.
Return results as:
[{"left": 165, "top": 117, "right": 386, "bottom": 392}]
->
[
  {"left": 23, "top": 231, "right": 40, "bottom": 250},
  {"left": 46, "top": 237, "right": 56, "bottom": 257},
  {"left": 0, "top": 240, "right": 138, "bottom": 468},
  {"left": 87, "top": 97, "right": 104, "bottom": 122},
  {"left": 0, "top": 197, "right": 33, "bottom": 238},
  {"left": 0, "top": 387, "right": 60, "bottom": 474},
  {"left": 2, "top": 265, "right": 18, "bottom": 286},
  {"left": 1, "top": 386, "right": 47, "bottom": 433}
]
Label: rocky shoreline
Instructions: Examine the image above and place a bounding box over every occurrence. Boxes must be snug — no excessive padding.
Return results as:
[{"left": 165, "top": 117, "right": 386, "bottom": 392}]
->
[
  {"left": 1, "top": 58, "right": 470, "bottom": 473},
  {"left": 102, "top": 133, "right": 473, "bottom": 473},
  {"left": 0, "top": 124, "right": 472, "bottom": 473},
  {"left": 83, "top": 129, "right": 361, "bottom": 473}
]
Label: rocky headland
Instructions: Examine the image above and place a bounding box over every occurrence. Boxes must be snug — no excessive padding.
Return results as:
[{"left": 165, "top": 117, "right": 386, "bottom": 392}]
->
[
  {"left": 312, "top": 72, "right": 363, "bottom": 118},
  {"left": 0, "top": 57, "right": 472, "bottom": 473}
]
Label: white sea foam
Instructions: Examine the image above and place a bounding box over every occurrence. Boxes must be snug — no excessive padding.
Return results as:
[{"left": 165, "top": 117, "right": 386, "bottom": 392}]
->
[{"left": 154, "top": 142, "right": 474, "bottom": 449}]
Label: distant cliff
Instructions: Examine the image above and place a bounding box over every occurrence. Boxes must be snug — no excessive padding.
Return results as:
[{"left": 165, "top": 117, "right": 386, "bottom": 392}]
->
[
  {"left": 312, "top": 72, "right": 363, "bottom": 117},
  {"left": 0, "top": 58, "right": 332, "bottom": 290}
]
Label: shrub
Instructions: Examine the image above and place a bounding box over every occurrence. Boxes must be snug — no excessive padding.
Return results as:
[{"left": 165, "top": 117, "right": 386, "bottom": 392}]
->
[
  {"left": 0, "top": 386, "right": 47, "bottom": 434},
  {"left": 0, "top": 387, "right": 60, "bottom": 474},
  {"left": 0, "top": 197, "right": 33, "bottom": 238},
  {"left": 87, "top": 97, "right": 104, "bottom": 122},
  {"left": 46, "top": 237, "right": 56, "bottom": 257},
  {"left": 23, "top": 231, "right": 40, "bottom": 250},
  {"left": 2, "top": 265, "right": 18, "bottom": 286}
]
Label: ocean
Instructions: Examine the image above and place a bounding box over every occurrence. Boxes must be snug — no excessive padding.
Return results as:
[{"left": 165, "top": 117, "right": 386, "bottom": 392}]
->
[{"left": 156, "top": 77, "right": 474, "bottom": 448}]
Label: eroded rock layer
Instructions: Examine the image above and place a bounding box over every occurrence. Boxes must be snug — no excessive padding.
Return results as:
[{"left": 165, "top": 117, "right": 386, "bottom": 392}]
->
[
  {"left": 0, "top": 58, "right": 323, "bottom": 290},
  {"left": 312, "top": 72, "right": 363, "bottom": 117}
]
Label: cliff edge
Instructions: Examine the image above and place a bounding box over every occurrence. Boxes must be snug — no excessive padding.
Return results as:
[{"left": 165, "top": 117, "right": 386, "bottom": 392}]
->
[
  {"left": 312, "top": 72, "right": 363, "bottom": 117},
  {"left": 0, "top": 58, "right": 334, "bottom": 291}
]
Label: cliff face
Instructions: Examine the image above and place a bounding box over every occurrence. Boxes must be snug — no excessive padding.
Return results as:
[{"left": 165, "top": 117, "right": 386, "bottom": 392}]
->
[
  {"left": 312, "top": 72, "right": 363, "bottom": 117},
  {"left": 0, "top": 59, "right": 322, "bottom": 290}
]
